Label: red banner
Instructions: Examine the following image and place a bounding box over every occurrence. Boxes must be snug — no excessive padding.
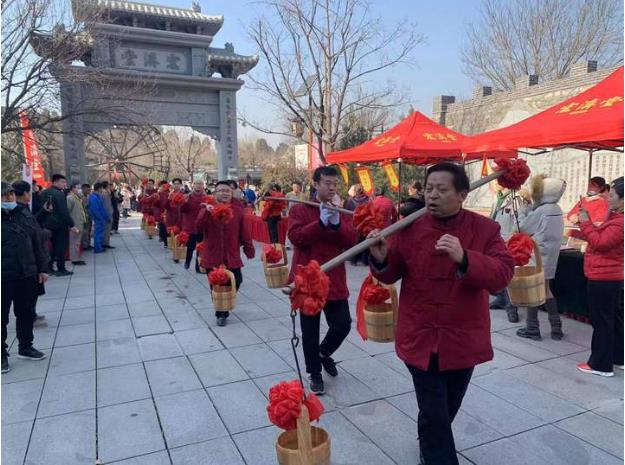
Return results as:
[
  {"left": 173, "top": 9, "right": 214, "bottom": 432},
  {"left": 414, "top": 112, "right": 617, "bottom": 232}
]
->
[
  {"left": 381, "top": 161, "right": 399, "bottom": 192},
  {"left": 355, "top": 166, "right": 374, "bottom": 195},
  {"left": 19, "top": 112, "right": 46, "bottom": 185}
]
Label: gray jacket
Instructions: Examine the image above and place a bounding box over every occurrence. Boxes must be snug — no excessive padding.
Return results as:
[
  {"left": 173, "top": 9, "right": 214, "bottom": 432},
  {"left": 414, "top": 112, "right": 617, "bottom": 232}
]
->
[{"left": 101, "top": 191, "right": 113, "bottom": 217}]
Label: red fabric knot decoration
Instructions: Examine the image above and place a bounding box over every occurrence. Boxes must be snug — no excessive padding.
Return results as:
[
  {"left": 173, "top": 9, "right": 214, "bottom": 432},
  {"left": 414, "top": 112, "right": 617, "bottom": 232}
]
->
[
  {"left": 353, "top": 203, "right": 385, "bottom": 236},
  {"left": 263, "top": 245, "right": 283, "bottom": 264},
  {"left": 167, "top": 226, "right": 180, "bottom": 236},
  {"left": 267, "top": 380, "right": 324, "bottom": 431},
  {"left": 356, "top": 274, "right": 391, "bottom": 340},
  {"left": 289, "top": 260, "right": 330, "bottom": 316},
  {"left": 363, "top": 284, "right": 390, "bottom": 305},
  {"left": 212, "top": 203, "right": 234, "bottom": 224},
  {"left": 170, "top": 192, "right": 185, "bottom": 207},
  {"left": 208, "top": 265, "right": 230, "bottom": 286},
  {"left": 160, "top": 183, "right": 171, "bottom": 192},
  {"left": 176, "top": 231, "right": 189, "bottom": 247},
  {"left": 146, "top": 215, "right": 156, "bottom": 226},
  {"left": 494, "top": 158, "right": 531, "bottom": 190},
  {"left": 261, "top": 192, "right": 288, "bottom": 220},
  {"left": 202, "top": 195, "right": 215, "bottom": 205},
  {"left": 507, "top": 233, "right": 534, "bottom": 266},
  {"left": 196, "top": 242, "right": 205, "bottom": 253},
  {"left": 141, "top": 177, "right": 148, "bottom": 186}
]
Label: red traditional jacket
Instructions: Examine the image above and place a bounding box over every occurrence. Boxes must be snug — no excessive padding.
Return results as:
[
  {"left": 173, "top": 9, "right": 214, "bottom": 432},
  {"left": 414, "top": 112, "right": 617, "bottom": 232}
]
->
[
  {"left": 577, "top": 211, "right": 624, "bottom": 280},
  {"left": 372, "top": 209, "right": 514, "bottom": 371},
  {"left": 196, "top": 202, "right": 255, "bottom": 269},
  {"left": 287, "top": 203, "right": 359, "bottom": 301},
  {"left": 373, "top": 195, "right": 398, "bottom": 227},
  {"left": 154, "top": 191, "right": 169, "bottom": 222},
  {"left": 138, "top": 188, "right": 157, "bottom": 215},
  {"left": 180, "top": 192, "right": 205, "bottom": 234},
  {"left": 165, "top": 191, "right": 182, "bottom": 229}
]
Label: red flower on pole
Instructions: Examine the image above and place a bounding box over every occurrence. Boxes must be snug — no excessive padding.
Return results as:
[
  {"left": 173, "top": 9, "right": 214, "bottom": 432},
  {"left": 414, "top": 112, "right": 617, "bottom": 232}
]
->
[
  {"left": 362, "top": 283, "right": 391, "bottom": 305},
  {"left": 494, "top": 158, "right": 531, "bottom": 190},
  {"left": 212, "top": 203, "right": 234, "bottom": 224},
  {"left": 267, "top": 380, "right": 324, "bottom": 430},
  {"left": 261, "top": 192, "right": 288, "bottom": 220},
  {"left": 146, "top": 215, "right": 156, "bottom": 226},
  {"left": 208, "top": 265, "right": 230, "bottom": 286},
  {"left": 141, "top": 177, "right": 148, "bottom": 186},
  {"left": 167, "top": 226, "right": 180, "bottom": 236},
  {"left": 290, "top": 260, "right": 330, "bottom": 316},
  {"left": 507, "top": 233, "right": 534, "bottom": 266},
  {"left": 176, "top": 231, "right": 189, "bottom": 247},
  {"left": 196, "top": 242, "right": 205, "bottom": 253},
  {"left": 170, "top": 192, "right": 186, "bottom": 207},
  {"left": 353, "top": 203, "right": 385, "bottom": 236},
  {"left": 160, "top": 182, "right": 171, "bottom": 192},
  {"left": 202, "top": 195, "right": 215, "bottom": 205},
  {"left": 263, "top": 244, "right": 283, "bottom": 264}
]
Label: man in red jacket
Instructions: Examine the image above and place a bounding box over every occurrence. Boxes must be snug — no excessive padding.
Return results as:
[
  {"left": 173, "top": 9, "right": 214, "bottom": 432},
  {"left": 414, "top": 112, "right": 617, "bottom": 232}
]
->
[
  {"left": 197, "top": 180, "right": 255, "bottom": 326},
  {"left": 288, "top": 166, "right": 359, "bottom": 395},
  {"left": 165, "top": 178, "right": 183, "bottom": 227},
  {"left": 180, "top": 180, "right": 206, "bottom": 271},
  {"left": 368, "top": 163, "right": 514, "bottom": 465}
]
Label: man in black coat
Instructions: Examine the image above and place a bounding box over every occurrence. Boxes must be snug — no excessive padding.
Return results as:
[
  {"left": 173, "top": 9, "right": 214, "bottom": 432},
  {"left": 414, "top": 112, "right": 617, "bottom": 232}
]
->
[
  {"left": 40, "top": 174, "right": 74, "bottom": 276},
  {"left": 1, "top": 182, "right": 48, "bottom": 373}
]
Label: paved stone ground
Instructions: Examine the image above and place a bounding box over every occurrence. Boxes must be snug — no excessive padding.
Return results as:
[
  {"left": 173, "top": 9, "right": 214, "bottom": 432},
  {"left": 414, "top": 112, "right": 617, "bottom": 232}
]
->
[{"left": 2, "top": 213, "right": 623, "bottom": 465}]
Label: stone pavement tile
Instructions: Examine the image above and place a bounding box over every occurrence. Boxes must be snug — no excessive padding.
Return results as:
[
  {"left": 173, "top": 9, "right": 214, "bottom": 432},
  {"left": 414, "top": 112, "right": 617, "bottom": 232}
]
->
[
  {"left": 342, "top": 400, "right": 419, "bottom": 465},
  {"left": 227, "top": 303, "right": 271, "bottom": 322},
  {"left": 96, "top": 304, "right": 130, "bottom": 322},
  {"left": 339, "top": 356, "right": 414, "bottom": 397},
  {"left": 319, "top": 367, "right": 380, "bottom": 411},
  {"left": 54, "top": 323, "right": 95, "bottom": 347},
  {"left": 170, "top": 436, "right": 245, "bottom": 465},
  {"left": 460, "top": 385, "right": 546, "bottom": 436},
  {"left": 137, "top": 333, "right": 182, "bottom": 361},
  {"left": 133, "top": 315, "right": 173, "bottom": 337},
  {"left": 48, "top": 343, "right": 95, "bottom": 376},
  {"left": 64, "top": 295, "right": 95, "bottom": 310},
  {"left": 96, "top": 292, "right": 126, "bottom": 306},
  {"left": 207, "top": 380, "right": 270, "bottom": 433},
  {"left": 593, "top": 399, "right": 624, "bottom": 425},
  {"left": 125, "top": 290, "right": 159, "bottom": 304},
  {"left": 25, "top": 410, "right": 95, "bottom": 465},
  {"left": 252, "top": 371, "right": 298, "bottom": 399},
  {"left": 489, "top": 308, "right": 525, "bottom": 331},
  {"left": 230, "top": 343, "right": 291, "bottom": 378},
  {"left": 144, "top": 356, "right": 202, "bottom": 396},
  {"left": 154, "top": 389, "right": 228, "bottom": 448},
  {"left": 1, "top": 420, "right": 32, "bottom": 465},
  {"left": 490, "top": 332, "right": 560, "bottom": 363},
  {"left": 556, "top": 412, "right": 624, "bottom": 459},
  {"left": 36, "top": 297, "right": 66, "bottom": 313},
  {"left": 97, "top": 337, "right": 141, "bottom": 368},
  {"left": 472, "top": 372, "right": 585, "bottom": 422},
  {"left": 38, "top": 370, "right": 95, "bottom": 418},
  {"left": 499, "top": 327, "right": 589, "bottom": 356},
  {"left": 174, "top": 327, "right": 223, "bottom": 355},
  {"left": 472, "top": 347, "right": 528, "bottom": 378},
  {"left": 108, "top": 450, "right": 170, "bottom": 465},
  {"left": 252, "top": 297, "right": 292, "bottom": 317},
  {"left": 233, "top": 425, "right": 283, "bottom": 465},
  {"left": 97, "top": 363, "right": 151, "bottom": 407},
  {"left": 346, "top": 332, "right": 396, "bottom": 356},
  {"left": 98, "top": 399, "right": 165, "bottom": 463},
  {"left": 189, "top": 350, "right": 249, "bottom": 387},
  {"left": 97, "top": 318, "right": 135, "bottom": 341},
  {"left": 373, "top": 352, "right": 409, "bottom": 375},
  {"left": 34, "top": 311, "right": 61, "bottom": 328},
  {"left": 1, "top": 378, "right": 43, "bottom": 424},
  {"left": 28, "top": 327, "right": 57, "bottom": 351},
  {"left": 267, "top": 339, "right": 306, "bottom": 371},
  {"left": 127, "top": 300, "right": 163, "bottom": 318},
  {"left": 66, "top": 286, "right": 96, "bottom": 298},
  {"left": 162, "top": 307, "right": 207, "bottom": 331},
  {"left": 60, "top": 308, "right": 95, "bottom": 326},
  {"left": 463, "top": 424, "right": 622, "bottom": 465},
  {"left": 213, "top": 321, "right": 263, "bottom": 348},
  {"left": 1, "top": 352, "right": 50, "bottom": 384},
  {"left": 330, "top": 339, "right": 372, "bottom": 362},
  {"left": 246, "top": 318, "right": 292, "bottom": 342}
]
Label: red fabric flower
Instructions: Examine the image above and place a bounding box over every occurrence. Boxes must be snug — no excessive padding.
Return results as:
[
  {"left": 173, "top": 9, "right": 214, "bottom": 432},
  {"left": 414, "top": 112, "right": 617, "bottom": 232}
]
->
[
  {"left": 141, "top": 177, "right": 148, "bottom": 186},
  {"left": 160, "top": 183, "right": 171, "bottom": 192},
  {"left": 263, "top": 245, "right": 283, "bottom": 264},
  {"left": 202, "top": 195, "right": 215, "bottom": 205},
  {"left": 356, "top": 274, "right": 391, "bottom": 340},
  {"left": 495, "top": 158, "right": 531, "bottom": 190},
  {"left": 261, "top": 192, "right": 288, "bottom": 220},
  {"left": 208, "top": 265, "right": 230, "bottom": 286},
  {"left": 176, "top": 231, "right": 189, "bottom": 246},
  {"left": 289, "top": 260, "right": 330, "bottom": 316},
  {"left": 212, "top": 203, "right": 234, "bottom": 224},
  {"left": 167, "top": 226, "right": 180, "bottom": 236},
  {"left": 146, "top": 215, "right": 156, "bottom": 226},
  {"left": 267, "top": 380, "right": 324, "bottom": 430},
  {"left": 507, "top": 233, "right": 534, "bottom": 266},
  {"left": 196, "top": 242, "right": 205, "bottom": 253},
  {"left": 353, "top": 203, "right": 385, "bottom": 236},
  {"left": 170, "top": 192, "right": 186, "bottom": 207},
  {"left": 363, "top": 284, "right": 390, "bottom": 305}
]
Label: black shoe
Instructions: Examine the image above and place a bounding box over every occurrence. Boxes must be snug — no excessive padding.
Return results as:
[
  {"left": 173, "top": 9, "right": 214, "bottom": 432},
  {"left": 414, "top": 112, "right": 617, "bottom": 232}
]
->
[
  {"left": 507, "top": 309, "right": 519, "bottom": 323},
  {"left": 34, "top": 314, "right": 47, "bottom": 327},
  {"left": 83, "top": 246, "right": 94, "bottom": 250},
  {"left": 309, "top": 374, "right": 325, "bottom": 395},
  {"left": 551, "top": 329, "right": 564, "bottom": 341},
  {"left": 489, "top": 298, "right": 506, "bottom": 310},
  {"left": 184, "top": 262, "right": 190, "bottom": 270},
  {"left": 17, "top": 347, "right": 46, "bottom": 360},
  {"left": 173, "top": 259, "right": 180, "bottom": 263},
  {"left": 320, "top": 355, "right": 338, "bottom": 377},
  {"left": 1, "top": 356, "right": 9, "bottom": 373},
  {"left": 148, "top": 236, "right": 153, "bottom": 240},
  {"left": 104, "top": 245, "right": 116, "bottom": 249},
  {"left": 516, "top": 327, "right": 542, "bottom": 340},
  {"left": 217, "top": 317, "right": 227, "bottom": 327},
  {"left": 72, "top": 261, "right": 87, "bottom": 265},
  {"left": 54, "top": 270, "right": 73, "bottom": 277}
]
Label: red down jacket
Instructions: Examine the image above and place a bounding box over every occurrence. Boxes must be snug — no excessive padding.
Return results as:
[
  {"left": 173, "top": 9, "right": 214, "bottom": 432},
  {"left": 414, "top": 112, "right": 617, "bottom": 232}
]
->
[{"left": 577, "top": 211, "right": 624, "bottom": 281}]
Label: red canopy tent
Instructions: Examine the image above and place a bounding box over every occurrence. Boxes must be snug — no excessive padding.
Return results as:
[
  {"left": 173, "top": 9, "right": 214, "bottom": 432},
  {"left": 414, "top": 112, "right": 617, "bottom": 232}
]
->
[{"left": 463, "top": 67, "right": 624, "bottom": 156}]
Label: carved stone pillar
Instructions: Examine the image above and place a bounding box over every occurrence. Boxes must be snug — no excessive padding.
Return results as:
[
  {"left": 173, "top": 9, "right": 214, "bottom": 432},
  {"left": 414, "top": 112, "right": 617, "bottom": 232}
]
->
[{"left": 59, "top": 82, "right": 86, "bottom": 183}]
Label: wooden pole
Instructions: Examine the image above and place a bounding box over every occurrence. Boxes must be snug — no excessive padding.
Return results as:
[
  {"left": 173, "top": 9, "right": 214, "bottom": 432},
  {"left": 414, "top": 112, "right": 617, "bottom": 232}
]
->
[
  {"left": 281, "top": 197, "right": 354, "bottom": 215},
  {"left": 282, "top": 170, "right": 505, "bottom": 295},
  {"left": 296, "top": 404, "right": 314, "bottom": 465}
]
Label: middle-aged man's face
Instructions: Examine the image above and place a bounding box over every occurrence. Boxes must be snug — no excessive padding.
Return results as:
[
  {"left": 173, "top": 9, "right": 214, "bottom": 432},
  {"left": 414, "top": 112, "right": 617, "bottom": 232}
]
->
[
  {"left": 147, "top": 181, "right": 155, "bottom": 190},
  {"left": 82, "top": 186, "right": 92, "bottom": 196},
  {"left": 608, "top": 187, "right": 623, "bottom": 212},
  {"left": 173, "top": 180, "right": 182, "bottom": 192},
  {"left": 214, "top": 184, "right": 233, "bottom": 204},
  {"left": 54, "top": 178, "right": 67, "bottom": 190},
  {"left": 2, "top": 191, "right": 16, "bottom": 203},
  {"left": 313, "top": 175, "right": 338, "bottom": 203},
  {"left": 292, "top": 183, "right": 301, "bottom": 194},
  {"left": 424, "top": 171, "right": 467, "bottom": 218},
  {"left": 193, "top": 181, "right": 204, "bottom": 193}
]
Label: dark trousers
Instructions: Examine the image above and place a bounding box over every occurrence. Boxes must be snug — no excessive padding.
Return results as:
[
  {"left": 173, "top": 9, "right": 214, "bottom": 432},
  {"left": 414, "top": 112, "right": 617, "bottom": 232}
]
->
[
  {"left": 300, "top": 299, "right": 351, "bottom": 375},
  {"left": 587, "top": 280, "right": 624, "bottom": 372},
  {"left": 185, "top": 233, "right": 203, "bottom": 270},
  {"left": 158, "top": 222, "right": 168, "bottom": 244},
  {"left": 93, "top": 220, "right": 106, "bottom": 253},
  {"left": 210, "top": 267, "right": 242, "bottom": 319},
  {"left": 112, "top": 209, "right": 120, "bottom": 231},
  {"left": 407, "top": 354, "right": 474, "bottom": 465},
  {"left": 50, "top": 228, "right": 69, "bottom": 271},
  {"left": 2, "top": 277, "right": 38, "bottom": 353},
  {"left": 267, "top": 216, "right": 280, "bottom": 244}
]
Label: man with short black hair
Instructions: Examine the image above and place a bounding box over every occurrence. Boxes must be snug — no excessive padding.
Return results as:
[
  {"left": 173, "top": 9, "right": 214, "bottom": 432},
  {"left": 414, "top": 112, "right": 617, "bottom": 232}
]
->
[
  {"left": 67, "top": 183, "right": 86, "bottom": 265},
  {"left": 287, "top": 166, "right": 359, "bottom": 395},
  {"left": 40, "top": 174, "right": 74, "bottom": 275},
  {"left": 88, "top": 183, "right": 110, "bottom": 253}
]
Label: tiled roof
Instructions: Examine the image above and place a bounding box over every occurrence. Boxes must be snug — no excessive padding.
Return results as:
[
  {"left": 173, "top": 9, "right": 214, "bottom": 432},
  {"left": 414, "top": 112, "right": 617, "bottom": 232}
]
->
[{"left": 92, "top": 0, "right": 223, "bottom": 24}]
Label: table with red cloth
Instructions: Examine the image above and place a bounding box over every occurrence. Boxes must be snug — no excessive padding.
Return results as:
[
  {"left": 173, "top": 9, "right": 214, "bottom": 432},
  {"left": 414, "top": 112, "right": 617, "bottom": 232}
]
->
[{"left": 244, "top": 210, "right": 288, "bottom": 244}]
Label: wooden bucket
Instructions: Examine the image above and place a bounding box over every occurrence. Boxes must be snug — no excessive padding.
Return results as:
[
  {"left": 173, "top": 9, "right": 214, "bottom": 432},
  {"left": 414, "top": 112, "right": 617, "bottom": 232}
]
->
[
  {"left": 507, "top": 240, "right": 546, "bottom": 307},
  {"left": 174, "top": 245, "right": 187, "bottom": 261},
  {"left": 262, "top": 243, "right": 289, "bottom": 288},
  {"left": 212, "top": 269, "right": 237, "bottom": 311},
  {"left": 145, "top": 224, "right": 157, "bottom": 237},
  {"left": 276, "top": 405, "right": 330, "bottom": 465},
  {"left": 364, "top": 279, "right": 398, "bottom": 343},
  {"left": 167, "top": 236, "right": 174, "bottom": 249}
]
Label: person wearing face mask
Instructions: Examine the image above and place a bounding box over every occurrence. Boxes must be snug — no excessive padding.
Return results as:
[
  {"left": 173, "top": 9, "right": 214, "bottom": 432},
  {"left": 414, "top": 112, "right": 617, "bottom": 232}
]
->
[
  {"left": 196, "top": 180, "right": 255, "bottom": 326},
  {"left": 287, "top": 166, "right": 359, "bottom": 395},
  {"left": 367, "top": 163, "right": 514, "bottom": 465},
  {"left": 2, "top": 182, "right": 48, "bottom": 373},
  {"left": 573, "top": 177, "right": 624, "bottom": 377},
  {"left": 180, "top": 180, "right": 207, "bottom": 271},
  {"left": 567, "top": 176, "right": 609, "bottom": 225}
]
